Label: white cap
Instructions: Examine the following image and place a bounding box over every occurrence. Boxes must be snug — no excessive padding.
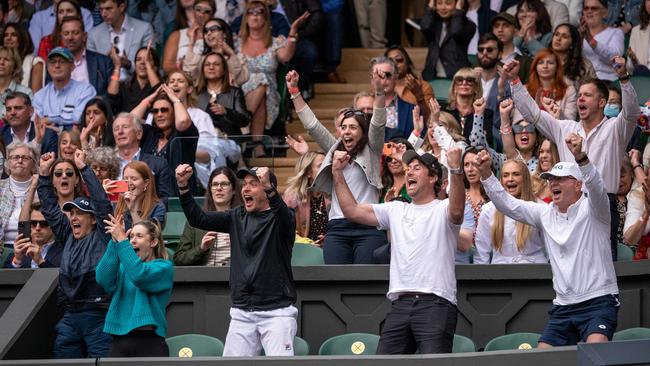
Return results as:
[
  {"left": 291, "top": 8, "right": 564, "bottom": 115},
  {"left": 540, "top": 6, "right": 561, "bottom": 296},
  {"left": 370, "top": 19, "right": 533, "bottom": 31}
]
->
[{"left": 540, "top": 162, "right": 583, "bottom": 181}]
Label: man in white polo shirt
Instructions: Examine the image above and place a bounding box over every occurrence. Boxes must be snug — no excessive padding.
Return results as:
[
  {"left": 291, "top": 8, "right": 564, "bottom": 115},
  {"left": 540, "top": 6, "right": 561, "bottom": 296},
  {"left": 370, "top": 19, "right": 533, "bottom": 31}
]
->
[
  {"left": 475, "top": 133, "right": 619, "bottom": 347},
  {"left": 331, "top": 147, "right": 465, "bottom": 354}
]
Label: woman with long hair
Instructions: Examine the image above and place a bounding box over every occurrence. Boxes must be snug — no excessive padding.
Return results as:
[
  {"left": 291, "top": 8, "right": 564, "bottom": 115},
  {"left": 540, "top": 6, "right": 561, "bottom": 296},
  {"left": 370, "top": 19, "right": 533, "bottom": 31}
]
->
[
  {"left": 421, "top": 107, "right": 466, "bottom": 168},
  {"left": 475, "top": 159, "right": 547, "bottom": 263},
  {"left": 0, "top": 46, "right": 32, "bottom": 117},
  {"left": 174, "top": 167, "right": 240, "bottom": 266},
  {"left": 580, "top": 0, "right": 625, "bottom": 81},
  {"left": 107, "top": 44, "right": 161, "bottom": 115},
  {"left": 463, "top": 146, "right": 489, "bottom": 241},
  {"left": 183, "top": 17, "right": 248, "bottom": 86},
  {"left": 626, "top": 0, "right": 650, "bottom": 75},
  {"left": 80, "top": 97, "right": 115, "bottom": 149},
  {"left": 446, "top": 68, "right": 496, "bottom": 150},
  {"left": 236, "top": 0, "right": 307, "bottom": 157},
  {"left": 384, "top": 45, "right": 434, "bottom": 120},
  {"left": 163, "top": 0, "right": 215, "bottom": 74},
  {"left": 287, "top": 69, "right": 387, "bottom": 264},
  {"left": 525, "top": 48, "right": 577, "bottom": 120},
  {"left": 49, "top": 158, "right": 83, "bottom": 208},
  {"left": 97, "top": 217, "right": 173, "bottom": 357},
  {"left": 1, "top": 22, "right": 44, "bottom": 91},
  {"left": 114, "top": 161, "right": 165, "bottom": 230},
  {"left": 380, "top": 139, "right": 414, "bottom": 203},
  {"left": 549, "top": 23, "right": 597, "bottom": 88},
  {"left": 36, "top": 0, "right": 82, "bottom": 59},
  {"left": 514, "top": 0, "right": 553, "bottom": 57},
  {"left": 531, "top": 137, "right": 560, "bottom": 202},
  {"left": 283, "top": 152, "right": 328, "bottom": 243}
]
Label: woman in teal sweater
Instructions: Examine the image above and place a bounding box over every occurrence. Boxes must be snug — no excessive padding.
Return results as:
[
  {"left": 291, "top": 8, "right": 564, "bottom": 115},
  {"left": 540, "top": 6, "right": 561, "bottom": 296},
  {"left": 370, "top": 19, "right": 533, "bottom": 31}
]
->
[{"left": 96, "top": 217, "right": 174, "bottom": 357}]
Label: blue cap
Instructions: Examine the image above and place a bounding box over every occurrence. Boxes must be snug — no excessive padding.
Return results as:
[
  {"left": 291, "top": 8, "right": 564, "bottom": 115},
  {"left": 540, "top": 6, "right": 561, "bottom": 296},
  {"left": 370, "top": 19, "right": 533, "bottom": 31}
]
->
[
  {"left": 47, "top": 47, "right": 74, "bottom": 62},
  {"left": 62, "top": 197, "right": 95, "bottom": 215}
]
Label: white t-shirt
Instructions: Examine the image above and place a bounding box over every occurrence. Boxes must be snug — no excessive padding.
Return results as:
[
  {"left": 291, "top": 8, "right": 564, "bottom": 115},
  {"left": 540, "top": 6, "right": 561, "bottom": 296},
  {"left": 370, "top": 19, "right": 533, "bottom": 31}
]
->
[
  {"left": 475, "top": 202, "right": 548, "bottom": 264},
  {"left": 466, "top": 9, "right": 479, "bottom": 55},
  {"left": 330, "top": 162, "right": 379, "bottom": 220},
  {"left": 372, "top": 199, "right": 460, "bottom": 304}
]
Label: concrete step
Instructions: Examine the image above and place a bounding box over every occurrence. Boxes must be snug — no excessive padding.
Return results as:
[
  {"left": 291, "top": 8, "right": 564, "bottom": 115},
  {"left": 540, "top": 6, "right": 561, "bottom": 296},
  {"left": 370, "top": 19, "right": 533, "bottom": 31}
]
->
[
  {"left": 339, "top": 47, "right": 427, "bottom": 71},
  {"left": 314, "top": 83, "right": 370, "bottom": 95}
]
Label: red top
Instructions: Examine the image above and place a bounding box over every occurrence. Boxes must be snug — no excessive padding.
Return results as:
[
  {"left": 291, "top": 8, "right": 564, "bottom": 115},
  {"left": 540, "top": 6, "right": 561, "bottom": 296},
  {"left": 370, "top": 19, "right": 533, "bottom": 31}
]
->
[{"left": 37, "top": 34, "right": 60, "bottom": 60}]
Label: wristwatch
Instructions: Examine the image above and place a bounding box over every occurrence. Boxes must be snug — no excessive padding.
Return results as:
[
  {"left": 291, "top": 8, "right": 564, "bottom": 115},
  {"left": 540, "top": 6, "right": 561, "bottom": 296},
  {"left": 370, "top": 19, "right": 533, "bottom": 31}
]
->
[{"left": 449, "top": 167, "right": 463, "bottom": 175}]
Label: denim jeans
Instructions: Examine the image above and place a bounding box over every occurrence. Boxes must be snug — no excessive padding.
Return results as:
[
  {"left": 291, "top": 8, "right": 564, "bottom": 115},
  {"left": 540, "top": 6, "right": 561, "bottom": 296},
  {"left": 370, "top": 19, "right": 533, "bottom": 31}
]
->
[
  {"left": 323, "top": 219, "right": 387, "bottom": 264},
  {"left": 289, "top": 40, "right": 319, "bottom": 91},
  {"left": 322, "top": 11, "right": 343, "bottom": 72},
  {"left": 53, "top": 309, "right": 112, "bottom": 359}
]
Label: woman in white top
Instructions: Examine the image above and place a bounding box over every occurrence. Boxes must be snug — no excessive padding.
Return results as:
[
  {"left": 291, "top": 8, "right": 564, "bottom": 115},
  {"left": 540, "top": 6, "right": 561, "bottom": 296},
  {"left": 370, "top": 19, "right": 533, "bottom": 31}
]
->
[
  {"left": 580, "top": 0, "right": 625, "bottom": 81},
  {"left": 1, "top": 22, "right": 44, "bottom": 92},
  {"left": 626, "top": 0, "right": 650, "bottom": 75},
  {"left": 475, "top": 158, "right": 547, "bottom": 264},
  {"left": 163, "top": 0, "right": 215, "bottom": 74}
]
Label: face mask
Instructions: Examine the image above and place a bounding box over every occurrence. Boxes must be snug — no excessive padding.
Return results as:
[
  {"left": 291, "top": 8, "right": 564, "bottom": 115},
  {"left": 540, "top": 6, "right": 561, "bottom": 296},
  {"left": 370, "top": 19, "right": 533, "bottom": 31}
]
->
[{"left": 604, "top": 104, "right": 621, "bottom": 118}]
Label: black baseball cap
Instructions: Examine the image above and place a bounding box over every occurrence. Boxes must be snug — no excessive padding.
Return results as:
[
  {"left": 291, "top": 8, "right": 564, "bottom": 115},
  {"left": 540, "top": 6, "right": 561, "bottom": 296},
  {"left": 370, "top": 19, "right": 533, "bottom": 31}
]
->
[
  {"left": 62, "top": 197, "right": 95, "bottom": 215},
  {"left": 402, "top": 150, "right": 443, "bottom": 178},
  {"left": 236, "top": 167, "right": 278, "bottom": 189},
  {"left": 491, "top": 12, "right": 517, "bottom": 28}
]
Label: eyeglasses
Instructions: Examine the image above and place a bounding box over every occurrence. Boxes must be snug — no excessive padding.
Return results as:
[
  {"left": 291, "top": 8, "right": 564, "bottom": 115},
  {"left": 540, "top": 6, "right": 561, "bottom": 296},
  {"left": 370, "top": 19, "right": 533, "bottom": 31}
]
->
[
  {"left": 390, "top": 56, "right": 404, "bottom": 64},
  {"left": 151, "top": 107, "right": 171, "bottom": 114},
  {"left": 47, "top": 59, "right": 71, "bottom": 66},
  {"left": 91, "top": 164, "right": 109, "bottom": 173},
  {"left": 53, "top": 169, "right": 75, "bottom": 178},
  {"left": 194, "top": 5, "right": 213, "bottom": 15},
  {"left": 9, "top": 154, "right": 33, "bottom": 162},
  {"left": 454, "top": 76, "right": 476, "bottom": 85},
  {"left": 385, "top": 156, "right": 399, "bottom": 163},
  {"left": 247, "top": 8, "right": 265, "bottom": 16},
  {"left": 113, "top": 36, "right": 120, "bottom": 54},
  {"left": 477, "top": 46, "right": 496, "bottom": 53},
  {"left": 583, "top": 6, "right": 604, "bottom": 11},
  {"left": 378, "top": 71, "right": 393, "bottom": 79},
  {"left": 204, "top": 25, "right": 224, "bottom": 34},
  {"left": 30, "top": 220, "right": 50, "bottom": 228},
  {"left": 211, "top": 181, "right": 232, "bottom": 190},
  {"left": 513, "top": 124, "right": 536, "bottom": 133}
]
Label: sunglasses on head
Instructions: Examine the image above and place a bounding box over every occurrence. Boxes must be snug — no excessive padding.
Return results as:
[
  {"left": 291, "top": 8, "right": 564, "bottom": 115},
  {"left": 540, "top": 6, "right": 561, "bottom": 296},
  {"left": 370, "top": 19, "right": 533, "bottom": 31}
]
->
[
  {"left": 513, "top": 124, "right": 536, "bottom": 133},
  {"left": 342, "top": 109, "right": 367, "bottom": 120},
  {"left": 247, "top": 8, "right": 265, "bottom": 16},
  {"left": 203, "top": 25, "right": 224, "bottom": 33},
  {"left": 454, "top": 76, "right": 476, "bottom": 84},
  {"left": 194, "top": 6, "right": 213, "bottom": 14},
  {"left": 151, "top": 107, "right": 171, "bottom": 114},
  {"left": 54, "top": 169, "right": 75, "bottom": 178},
  {"left": 30, "top": 220, "right": 49, "bottom": 228}
]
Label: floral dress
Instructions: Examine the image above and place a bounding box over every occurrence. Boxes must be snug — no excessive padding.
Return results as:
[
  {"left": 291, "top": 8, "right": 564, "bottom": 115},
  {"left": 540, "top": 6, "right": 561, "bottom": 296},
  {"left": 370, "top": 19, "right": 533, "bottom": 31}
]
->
[{"left": 235, "top": 36, "right": 286, "bottom": 129}]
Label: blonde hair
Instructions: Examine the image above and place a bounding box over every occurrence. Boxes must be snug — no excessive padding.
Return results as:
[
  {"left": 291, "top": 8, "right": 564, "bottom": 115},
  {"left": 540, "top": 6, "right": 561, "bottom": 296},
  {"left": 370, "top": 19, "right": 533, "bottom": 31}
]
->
[
  {"left": 421, "top": 111, "right": 464, "bottom": 152},
  {"left": 284, "top": 151, "right": 325, "bottom": 203},
  {"left": 0, "top": 47, "right": 23, "bottom": 83},
  {"left": 239, "top": 0, "right": 272, "bottom": 48},
  {"left": 448, "top": 68, "right": 483, "bottom": 110},
  {"left": 491, "top": 160, "right": 535, "bottom": 253},
  {"left": 532, "top": 138, "right": 560, "bottom": 196},
  {"left": 133, "top": 219, "right": 168, "bottom": 260},
  {"left": 166, "top": 70, "right": 197, "bottom": 107}
]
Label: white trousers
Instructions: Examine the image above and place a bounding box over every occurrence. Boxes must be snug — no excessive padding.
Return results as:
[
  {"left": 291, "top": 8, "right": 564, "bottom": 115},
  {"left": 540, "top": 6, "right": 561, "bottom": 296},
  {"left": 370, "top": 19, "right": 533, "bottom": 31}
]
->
[{"left": 222, "top": 305, "right": 298, "bottom": 357}]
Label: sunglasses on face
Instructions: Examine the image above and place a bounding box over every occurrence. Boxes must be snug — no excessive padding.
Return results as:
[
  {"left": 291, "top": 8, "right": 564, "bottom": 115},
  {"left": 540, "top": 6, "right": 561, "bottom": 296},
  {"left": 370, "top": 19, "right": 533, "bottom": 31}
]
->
[
  {"left": 203, "top": 25, "right": 224, "bottom": 34},
  {"left": 454, "top": 76, "right": 476, "bottom": 85},
  {"left": 54, "top": 169, "right": 75, "bottom": 178},
  {"left": 477, "top": 46, "right": 496, "bottom": 53},
  {"left": 151, "top": 107, "right": 171, "bottom": 114},
  {"left": 513, "top": 124, "right": 536, "bottom": 133},
  {"left": 194, "top": 6, "right": 213, "bottom": 15},
  {"left": 390, "top": 56, "right": 405, "bottom": 64},
  {"left": 30, "top": 220, "right": 50, "bottom": 228},
  {"left": 378, "top": 71, "right": 393, "bottom": 79}
]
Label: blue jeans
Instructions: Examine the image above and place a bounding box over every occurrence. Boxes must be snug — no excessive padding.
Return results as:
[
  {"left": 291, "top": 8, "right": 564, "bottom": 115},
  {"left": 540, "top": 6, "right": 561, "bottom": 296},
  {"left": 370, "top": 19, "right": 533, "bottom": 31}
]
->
[
  {"left": 323, "top": 219, "right": 387, "bottom": 264},
  {"left": 322, "top": 11, "right": 343, "bottom": 72},
  {"left": 289, "top": 40, "right": 319, "bottom": 91},
  {"left": 53, "top": 309, "right": 112, "bottom": 359}
]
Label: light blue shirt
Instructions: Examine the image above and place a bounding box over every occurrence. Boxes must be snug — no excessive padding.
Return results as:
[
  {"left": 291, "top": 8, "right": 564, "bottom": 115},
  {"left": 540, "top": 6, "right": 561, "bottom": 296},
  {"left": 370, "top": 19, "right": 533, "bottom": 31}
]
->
[{"left": 33, "top": 79, "right": 96, "bottom": 126}]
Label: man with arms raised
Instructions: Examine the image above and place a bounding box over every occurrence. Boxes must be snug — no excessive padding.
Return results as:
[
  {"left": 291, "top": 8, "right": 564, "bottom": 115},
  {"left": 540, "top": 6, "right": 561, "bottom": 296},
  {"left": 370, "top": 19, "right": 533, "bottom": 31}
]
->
[
  {"left": 176, "top": 164, "right": 297, "bottom": 356},
  {"left": 475, "top": 134, "right": 619, "bottom": 347},
  {"left": 332, "top": 147, "right": 465, "bottom": 354}
]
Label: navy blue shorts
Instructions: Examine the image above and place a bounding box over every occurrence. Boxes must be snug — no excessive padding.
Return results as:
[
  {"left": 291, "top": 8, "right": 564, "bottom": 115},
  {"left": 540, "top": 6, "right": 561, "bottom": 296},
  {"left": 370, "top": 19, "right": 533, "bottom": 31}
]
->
[{"left": 539, "top": 294, "right": 620, "bottom": 346}]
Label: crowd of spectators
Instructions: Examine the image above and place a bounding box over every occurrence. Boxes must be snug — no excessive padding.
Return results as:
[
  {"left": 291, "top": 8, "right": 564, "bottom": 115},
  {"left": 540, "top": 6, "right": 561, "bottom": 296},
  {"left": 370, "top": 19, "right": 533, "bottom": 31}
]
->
[{"left": 0, "top": 0, "right": 648, "bottom": 359}]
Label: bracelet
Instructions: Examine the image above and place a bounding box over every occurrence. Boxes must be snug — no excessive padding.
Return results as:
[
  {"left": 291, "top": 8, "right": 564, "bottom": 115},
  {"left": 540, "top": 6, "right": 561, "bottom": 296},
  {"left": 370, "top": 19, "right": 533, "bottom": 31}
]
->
[
  {"left": 110, "top": 74, "right": 120, "bottom": 81},
  {"left": 375, "top": 91, "right": 385, "bottom": 96},
  {"left": 575, "top": 153, "right": 589, "bottom": 165},
  {"left": 288, "top": 35, "right": 297, "bottom": 43},
  {"left": 510, "top": 78, "right": 521, "bottom": 85},
  {"left": 633, "top": 164, "right": 644, "bottom": 171},
  {"left": 178, "top": 184, "right": 189, "bottom": 191},
  {"left": 499, "top": 126, "right": 512, "bottom": 135},
  {"left": 172, "top": 99, "right": 182, "bottom": 104},
  {"left": 288, "top": 86, "right": 300, "bottom": 95},
  {"left": 449, "top": 167, "right": 463, "bottom": 175},
  {"left": 290, "top": 93, "right": 301, "bottom": 100},
  {"left": 619, "top": 73, "right": 631, "bottom": 82}
]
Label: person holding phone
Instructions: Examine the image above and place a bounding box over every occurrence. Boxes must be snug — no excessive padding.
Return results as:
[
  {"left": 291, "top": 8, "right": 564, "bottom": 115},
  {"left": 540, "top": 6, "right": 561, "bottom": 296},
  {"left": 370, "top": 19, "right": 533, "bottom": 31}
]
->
[
  {"left": 113, "top": 161, "right": 165, "bottom": 230},
  {"left": 6, "top": 202, "right": 63, "bottom": 268}
]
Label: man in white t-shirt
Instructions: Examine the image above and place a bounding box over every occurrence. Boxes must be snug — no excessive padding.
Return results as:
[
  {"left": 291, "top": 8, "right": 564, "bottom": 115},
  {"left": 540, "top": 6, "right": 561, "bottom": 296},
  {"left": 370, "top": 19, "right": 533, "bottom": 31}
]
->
[
  {"left": 475, "top": 133, "right": 619, "bottom": 347},
  {"left": 331, "top": 147, "right": 465, "bottom": 354}
]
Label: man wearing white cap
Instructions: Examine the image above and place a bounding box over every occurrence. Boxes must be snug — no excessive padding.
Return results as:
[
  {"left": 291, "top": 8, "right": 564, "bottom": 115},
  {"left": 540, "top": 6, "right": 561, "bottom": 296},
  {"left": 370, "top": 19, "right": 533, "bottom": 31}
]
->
[{"left": 475, "top": 133, "right": 619, "bottom": 347}]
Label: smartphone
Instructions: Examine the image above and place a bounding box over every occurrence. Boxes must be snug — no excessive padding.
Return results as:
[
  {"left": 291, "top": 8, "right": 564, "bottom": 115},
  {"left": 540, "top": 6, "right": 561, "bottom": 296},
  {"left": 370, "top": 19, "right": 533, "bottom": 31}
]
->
[
  {"left": 107, "top": 180, "right": 129, "bottom": 194},
  {"left": 383, "top": 142, "right": 395, "bottom": 156},
  {"left": 18, "top": 221, "right": 30, "bottom": 240}
]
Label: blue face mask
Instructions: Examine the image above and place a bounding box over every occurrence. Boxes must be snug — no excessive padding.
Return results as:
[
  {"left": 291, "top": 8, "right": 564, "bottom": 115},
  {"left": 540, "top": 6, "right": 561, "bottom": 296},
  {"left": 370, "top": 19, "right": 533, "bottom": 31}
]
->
[{"left": 604, "top": 104, "right": 621, "bottom": 118}]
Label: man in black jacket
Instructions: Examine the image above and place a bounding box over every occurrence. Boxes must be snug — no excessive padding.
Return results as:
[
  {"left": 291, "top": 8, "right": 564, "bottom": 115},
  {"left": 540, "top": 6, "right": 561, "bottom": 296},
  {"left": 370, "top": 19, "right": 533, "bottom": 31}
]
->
[
  {"left": 5, "top": 202, "right": 63, "bottom": 268},
  {"left": 176, "top": 164, "right": 297, "bottom": 356}
]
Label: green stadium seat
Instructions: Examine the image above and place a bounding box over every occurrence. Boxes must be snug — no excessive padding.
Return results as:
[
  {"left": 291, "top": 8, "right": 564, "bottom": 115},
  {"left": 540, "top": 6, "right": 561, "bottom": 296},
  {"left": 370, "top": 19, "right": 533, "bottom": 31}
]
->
[
  {"left": 617, "top": 243, "right": 634, "bottom": 261},
  {"left": 613, "top": 327, "right": 650, "bottom": 341},
  {"left": 261, "top": 336, "right": 310, "bottom": 355},
  {"left": 166, "top": 247, "right": 175, "bottom": 264},
  {"left": 318, "top": 333, "right": 380, "bottom": 355},
  {"left": 291, "top": 244, "right": 324, "bottom": 266},
  {"left": 453, "top": 334, "right": 477, "bottom": 353},
  {"left": 429, "top": 79, "right": 453, "bottom": 105},
  {"left": 630, "top": 76, "right": 650, "bottom": 105},
  {"left": 484, "top": 332, "right": 541, "bottom": 351},
  {"left": 468, "top": 54, "right": 478, "bottom": 67},
  {"left": 163, "top": 212, "right": 187, "bottom": 251},
  {"left": 168, "top": 197, "right": 205, "bottom": 212},
  {"left": 166, "top": 334, "right": 224, "bottom": 357},
  {"left": 1, "top": 247, "right": 13, "bottom": 266}
]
